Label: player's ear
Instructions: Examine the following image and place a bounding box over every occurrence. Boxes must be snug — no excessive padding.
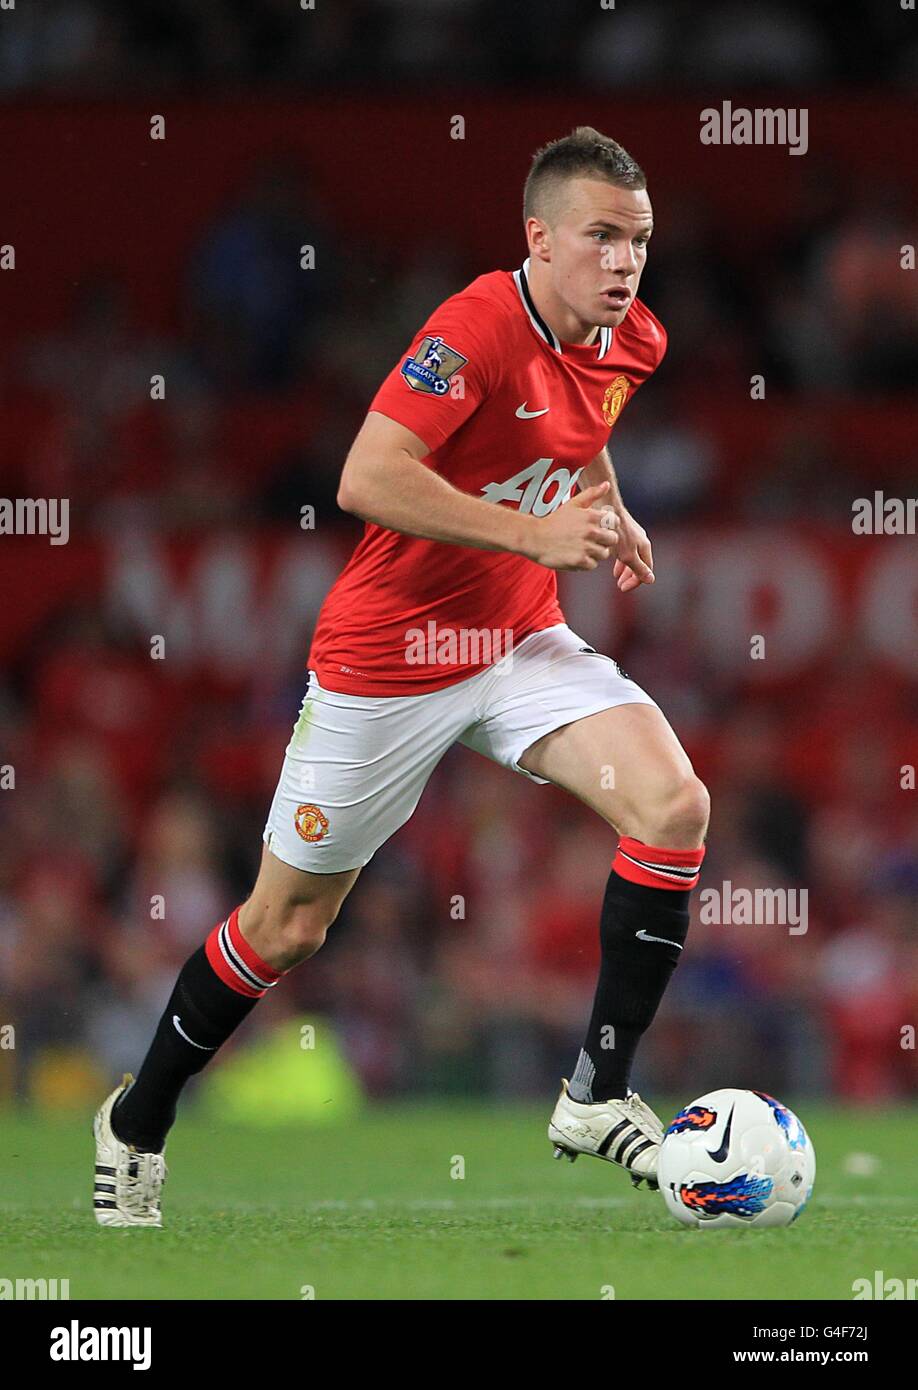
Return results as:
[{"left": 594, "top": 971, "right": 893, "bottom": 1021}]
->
[{"left": 526, "top": 216, "right": 551, "bottom": 261}]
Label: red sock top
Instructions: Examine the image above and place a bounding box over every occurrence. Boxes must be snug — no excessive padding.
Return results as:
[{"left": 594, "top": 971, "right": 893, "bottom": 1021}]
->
[
  {"left": 613, "top": 836, "right": 705, "bottom": 891},
  {"left": 204, "top": 907, "right": 283, "bottom": 998}
]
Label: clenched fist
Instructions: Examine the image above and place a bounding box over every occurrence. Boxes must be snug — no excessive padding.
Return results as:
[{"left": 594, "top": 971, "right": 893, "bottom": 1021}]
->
[{"left": 527, "top": 482, "right": 619, "bottom": 571}]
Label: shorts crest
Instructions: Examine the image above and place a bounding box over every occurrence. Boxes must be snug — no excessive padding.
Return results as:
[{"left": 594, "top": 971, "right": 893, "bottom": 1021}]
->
[{"left": 294, "top": 804, "right": 330, "bottom": 843}]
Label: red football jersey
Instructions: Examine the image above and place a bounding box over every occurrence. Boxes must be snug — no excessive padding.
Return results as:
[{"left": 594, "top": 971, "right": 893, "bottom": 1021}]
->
[{"left": 309, "top": 259, "right": 667, "bottom": 695}]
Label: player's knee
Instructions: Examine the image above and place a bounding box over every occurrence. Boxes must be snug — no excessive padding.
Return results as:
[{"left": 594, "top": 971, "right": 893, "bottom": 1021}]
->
[
  {"left": 277, "top": 897, "right": 344, "bottom": 967},
  {"left": 638, "top": 774, "right": 710, "bottom": 849},
  {"left": 243, "top": 895, "right": 341, "bottom": 971}
]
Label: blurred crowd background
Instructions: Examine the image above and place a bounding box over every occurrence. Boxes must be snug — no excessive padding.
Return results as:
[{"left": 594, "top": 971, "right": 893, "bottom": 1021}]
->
[
  {"left": 1, "top": 1, "right": 916, "bottom": 1115},
  {"left": 2, "top": 0, "right": 918, "bottom": 92}
]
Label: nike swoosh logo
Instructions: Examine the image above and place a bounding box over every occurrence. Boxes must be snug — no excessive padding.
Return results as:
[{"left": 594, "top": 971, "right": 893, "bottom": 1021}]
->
[
  {"left": 172, "top": 1015, "right": 216, "bottom": 1050},
  {"left": 515, "top": 402, "right": 549, "bottom": 419},
  {"left": 707, "top": 1103, "right": 735, "bottom": 1163},
  {"left": 635, "top": 929, "right": 683, "bottom": 950}
]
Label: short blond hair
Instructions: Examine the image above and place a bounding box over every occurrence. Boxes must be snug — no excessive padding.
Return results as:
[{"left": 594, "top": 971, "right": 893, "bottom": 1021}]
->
[{"left": 524, "top": 126, "right": 646, "bottom": 224}]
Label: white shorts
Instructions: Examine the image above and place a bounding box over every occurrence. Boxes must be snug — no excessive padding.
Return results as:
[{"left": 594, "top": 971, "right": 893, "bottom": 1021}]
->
[{"left": 263, "top": 622, "right": 658, "bottom": 873}]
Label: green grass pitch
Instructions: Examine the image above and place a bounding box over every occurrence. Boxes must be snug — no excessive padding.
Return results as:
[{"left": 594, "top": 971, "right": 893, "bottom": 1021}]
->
[{"left": 1, "top": 1102, "right": 915, "bottom": 1300}]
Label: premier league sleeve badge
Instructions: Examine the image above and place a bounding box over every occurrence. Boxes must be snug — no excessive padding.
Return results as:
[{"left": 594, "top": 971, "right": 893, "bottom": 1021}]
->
[{"left": 400, "top": 334, "right": 468, "bottom": 395}]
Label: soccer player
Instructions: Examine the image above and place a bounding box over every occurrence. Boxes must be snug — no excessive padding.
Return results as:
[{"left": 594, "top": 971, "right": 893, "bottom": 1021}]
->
[{"left": 93, "top": 127, "right": 709, "bottom": 1227}]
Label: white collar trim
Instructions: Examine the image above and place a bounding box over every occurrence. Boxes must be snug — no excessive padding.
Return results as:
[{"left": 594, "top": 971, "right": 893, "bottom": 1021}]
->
[{"left": 513, "top": 259, "right": 613, "bottom": 359}]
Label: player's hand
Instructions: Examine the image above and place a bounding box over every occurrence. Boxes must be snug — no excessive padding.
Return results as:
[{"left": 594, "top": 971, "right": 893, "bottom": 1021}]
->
[
  {"left": 609, "top": 506, "right": 655, "bottom": 592},
  {"left": 528, "top": 482, "right": 618, "bottom": 571}
]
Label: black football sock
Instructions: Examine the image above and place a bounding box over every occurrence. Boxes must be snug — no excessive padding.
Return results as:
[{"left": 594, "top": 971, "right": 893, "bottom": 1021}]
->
[
  {"left": 112, "top": 908, "right": 282, "bottom": 1151},
  {"left": 567, "top": 836, "right": 705, "bottom": 1104}
]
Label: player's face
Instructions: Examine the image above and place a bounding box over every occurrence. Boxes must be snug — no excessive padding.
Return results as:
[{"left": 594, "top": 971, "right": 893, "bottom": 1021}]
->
[{"left": 536, "top": 178, "right": 654, "bottom": 331}]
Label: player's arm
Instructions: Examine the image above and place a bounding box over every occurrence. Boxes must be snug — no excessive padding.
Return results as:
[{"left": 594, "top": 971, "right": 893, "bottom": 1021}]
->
[
  {"left": 337, "top": 410, "right": 615, "bottom": 572},
  {"left": 580, "top": 445, "right": 626, "bottom": 510},
  {"left": 580, "top": 446, "right": 655, "bottom": 592}
]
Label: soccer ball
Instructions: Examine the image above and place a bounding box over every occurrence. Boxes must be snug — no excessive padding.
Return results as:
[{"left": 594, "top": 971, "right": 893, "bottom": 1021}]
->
[{"left": 658, "top": 1088, "right": 815, "bottom": 1229}]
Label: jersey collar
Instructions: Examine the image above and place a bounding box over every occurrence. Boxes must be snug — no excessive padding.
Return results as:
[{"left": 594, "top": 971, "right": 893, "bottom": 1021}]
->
[{"left": 513, "top": 258, "right": 613, "bottom": 360}]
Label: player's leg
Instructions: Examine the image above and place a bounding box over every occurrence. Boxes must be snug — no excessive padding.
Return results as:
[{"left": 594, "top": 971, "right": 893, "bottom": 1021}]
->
[
  {"left": 461, "top": 626, "right": 708, "bottom": 1187},
  {"left": 94, "top": 669, "right": 467, "bottom": 1226},
  {"left": 111, "top": 851, "right": 359, "bottom": 1148},
  {"left": 524, "top": 703, "right": 707, "bottom": 1186},
  {"left": 93, "top": 852, "right": 359, "bottom": 1227},
  {"left": 520, "top": 701, "right": 708, "bottom": 1087},
  {"left": 239, "top": 842, "right": 360, "bottom": 969},
  {"left": 520, "top": 700, "right": 708, "bottom": 849}
]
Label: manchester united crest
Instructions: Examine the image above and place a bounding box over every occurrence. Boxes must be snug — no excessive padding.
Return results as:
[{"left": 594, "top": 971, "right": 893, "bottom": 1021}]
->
[
  {"left": 294, "top": 803, "right": 330, "bottom": 843},
  {"left": 602, "top": 374, "right": 630, "bottom": 427}
]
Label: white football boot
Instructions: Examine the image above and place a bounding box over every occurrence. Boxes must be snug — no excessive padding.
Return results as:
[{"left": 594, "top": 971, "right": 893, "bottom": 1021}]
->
[
  {"left": 93, "top": 1074, "right": 167, "bottom": 1227},
  {"left": 548, "top": 1079, "right": 664, "bottom": 1190}
]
